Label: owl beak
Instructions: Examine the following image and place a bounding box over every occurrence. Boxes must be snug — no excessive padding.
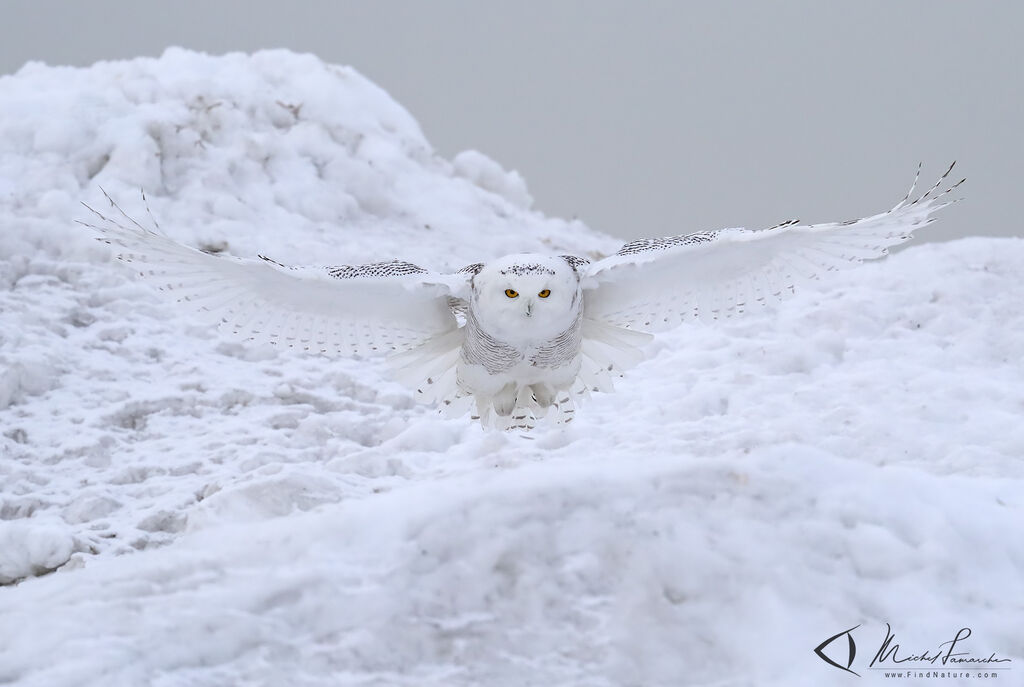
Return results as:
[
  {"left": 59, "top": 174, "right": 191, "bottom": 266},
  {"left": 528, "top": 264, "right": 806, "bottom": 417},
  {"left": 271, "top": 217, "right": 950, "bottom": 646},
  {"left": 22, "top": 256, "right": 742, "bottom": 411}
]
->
[{"left": 525, "top": 300, "right": 533, "bottom": 317}]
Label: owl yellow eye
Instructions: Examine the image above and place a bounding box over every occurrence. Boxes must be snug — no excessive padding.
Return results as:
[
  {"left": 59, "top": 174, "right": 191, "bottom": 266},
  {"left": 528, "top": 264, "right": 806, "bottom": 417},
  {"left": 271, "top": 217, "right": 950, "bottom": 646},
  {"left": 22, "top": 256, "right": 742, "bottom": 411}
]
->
[
  {"left": 504, "top": 289, "right": 519, "bottom": 298},
  {"left": 538, "top": 289, "right": 551, "bottom": 298}
]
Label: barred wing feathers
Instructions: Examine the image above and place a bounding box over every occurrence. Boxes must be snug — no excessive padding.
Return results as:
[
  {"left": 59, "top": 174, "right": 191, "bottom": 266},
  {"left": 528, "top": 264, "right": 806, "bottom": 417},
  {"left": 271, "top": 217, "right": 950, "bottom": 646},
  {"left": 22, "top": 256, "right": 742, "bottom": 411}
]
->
[
  {"left": 80, "top": 201, "right": 463, "bottom": 356},
  {"left": 582, "top": 163, "right": 964, "bottom": 332}
]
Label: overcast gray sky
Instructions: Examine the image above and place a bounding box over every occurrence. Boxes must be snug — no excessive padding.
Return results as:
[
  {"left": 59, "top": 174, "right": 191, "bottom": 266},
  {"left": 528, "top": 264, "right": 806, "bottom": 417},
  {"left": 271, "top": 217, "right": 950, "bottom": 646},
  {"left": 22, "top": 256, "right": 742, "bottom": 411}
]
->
[{"left": 2, "top": 1, "right": 1020, "bottom": 242}]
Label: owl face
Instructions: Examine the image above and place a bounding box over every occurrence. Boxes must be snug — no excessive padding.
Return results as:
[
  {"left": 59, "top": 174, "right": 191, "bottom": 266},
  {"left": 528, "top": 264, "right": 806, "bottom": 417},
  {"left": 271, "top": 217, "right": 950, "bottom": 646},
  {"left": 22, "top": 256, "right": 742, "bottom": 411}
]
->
[{"left": 472, "top": 254, "right": 582, "bottom": 343}]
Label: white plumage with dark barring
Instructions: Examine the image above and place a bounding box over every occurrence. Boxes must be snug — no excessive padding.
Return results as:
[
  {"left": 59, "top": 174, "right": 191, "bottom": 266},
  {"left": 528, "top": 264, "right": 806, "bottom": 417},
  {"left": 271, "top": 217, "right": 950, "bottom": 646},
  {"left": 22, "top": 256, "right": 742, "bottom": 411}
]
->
[{"left": 81, "top": 163, "right": 964, "bottom": 430}]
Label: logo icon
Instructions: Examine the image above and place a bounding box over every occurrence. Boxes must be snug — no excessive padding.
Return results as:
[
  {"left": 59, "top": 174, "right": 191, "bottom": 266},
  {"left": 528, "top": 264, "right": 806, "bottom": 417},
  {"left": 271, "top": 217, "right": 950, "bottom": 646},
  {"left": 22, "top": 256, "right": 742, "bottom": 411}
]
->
[
  {"left": 814, "top": 624, "right": 860, "bottom": 676},
  {"left": 815, "top": 623, "right": 1012, "bottom": 677}
]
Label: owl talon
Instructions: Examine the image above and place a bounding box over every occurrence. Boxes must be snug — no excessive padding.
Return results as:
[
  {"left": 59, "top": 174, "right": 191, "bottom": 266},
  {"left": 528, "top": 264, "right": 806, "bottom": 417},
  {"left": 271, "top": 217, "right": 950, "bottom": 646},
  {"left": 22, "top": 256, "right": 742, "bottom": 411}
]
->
[
  {"left": 492, "top": 382, "right": 518, "bottom": 416},
  {"left": 530, "top": 383, "right": 556, "bottom": 408}
]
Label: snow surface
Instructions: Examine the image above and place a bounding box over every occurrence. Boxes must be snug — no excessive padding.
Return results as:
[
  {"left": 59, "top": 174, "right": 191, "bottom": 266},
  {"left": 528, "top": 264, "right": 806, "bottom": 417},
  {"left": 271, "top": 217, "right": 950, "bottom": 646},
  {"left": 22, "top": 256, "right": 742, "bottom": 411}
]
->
[{"left": 1, "top": 49, "right": 1023, "bottom": 686}]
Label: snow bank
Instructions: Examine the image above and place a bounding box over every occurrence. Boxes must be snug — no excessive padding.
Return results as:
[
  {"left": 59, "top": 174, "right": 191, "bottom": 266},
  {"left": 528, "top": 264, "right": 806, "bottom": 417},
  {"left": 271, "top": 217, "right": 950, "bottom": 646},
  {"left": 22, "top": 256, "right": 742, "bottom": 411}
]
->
[
  {"left": 452, "top": 149, "right": 534, "bottom": 209},
  {"left": 1, "top": 50, "right": 1022, "bottom": 686},
  {"left": 0, "top": 47, "right": 613, "bottom": 269},
  {"left": 0, "top": 520, "right": 73, "bottom": 585}
]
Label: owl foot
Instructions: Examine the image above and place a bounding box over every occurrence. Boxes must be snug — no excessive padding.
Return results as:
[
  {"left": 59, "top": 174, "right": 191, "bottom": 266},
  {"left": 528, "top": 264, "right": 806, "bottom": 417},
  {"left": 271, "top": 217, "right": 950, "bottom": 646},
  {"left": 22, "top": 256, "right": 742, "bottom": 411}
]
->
[
  {"left": 492, "top": 382, "right": 518, "bottom": 416},
  {"left": 530, "top": 383, "right": 556, "bottom": 408}
]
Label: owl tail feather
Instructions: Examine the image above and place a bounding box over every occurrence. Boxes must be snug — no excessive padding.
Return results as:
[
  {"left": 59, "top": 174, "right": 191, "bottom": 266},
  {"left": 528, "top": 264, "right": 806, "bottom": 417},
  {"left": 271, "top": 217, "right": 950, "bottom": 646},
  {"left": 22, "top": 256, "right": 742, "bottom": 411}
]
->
[
  {"left": 386, "top": 328, "right": 464, "bottom": 406},
  {"left": 578, "top": 318, "right": 653, "bottom": 393}
]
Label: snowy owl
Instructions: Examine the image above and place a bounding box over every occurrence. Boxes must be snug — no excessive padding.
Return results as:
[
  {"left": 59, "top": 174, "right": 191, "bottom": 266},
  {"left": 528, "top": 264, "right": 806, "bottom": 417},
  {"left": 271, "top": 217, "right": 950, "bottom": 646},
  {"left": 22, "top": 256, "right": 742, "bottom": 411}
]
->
[{"left": 82, "top": 164, "right": 963, "bottom": 430}]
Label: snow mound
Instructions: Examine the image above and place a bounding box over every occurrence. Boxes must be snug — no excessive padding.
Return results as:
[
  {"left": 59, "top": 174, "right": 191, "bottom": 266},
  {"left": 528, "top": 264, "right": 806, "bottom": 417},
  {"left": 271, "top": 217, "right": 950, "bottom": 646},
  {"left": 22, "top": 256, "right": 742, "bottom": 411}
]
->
[
  {"left": 0, "top": 520, "right": 74, "bottom": 585},
  {"left": 0, "top": 50, "right": 1022, "bottom": 686},
  {"left": 452, "top": 149, "right": 534, "bottom": 209},
  {"left": 0, "top": 47, "right": 614, "bottom": 270}
]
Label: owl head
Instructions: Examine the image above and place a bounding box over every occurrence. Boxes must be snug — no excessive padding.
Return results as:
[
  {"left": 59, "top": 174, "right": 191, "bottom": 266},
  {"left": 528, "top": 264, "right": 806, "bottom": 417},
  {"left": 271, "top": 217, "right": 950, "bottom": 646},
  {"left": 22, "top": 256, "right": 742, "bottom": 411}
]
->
[{"left": 471, "top": 254, "right": 582, "bottom": 342}]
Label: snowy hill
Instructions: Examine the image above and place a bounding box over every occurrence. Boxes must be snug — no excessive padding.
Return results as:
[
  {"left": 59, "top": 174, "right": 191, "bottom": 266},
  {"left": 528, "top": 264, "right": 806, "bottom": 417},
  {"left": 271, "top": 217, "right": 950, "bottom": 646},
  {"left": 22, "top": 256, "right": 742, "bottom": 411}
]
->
[{"left": 1, "top": 50, "right": 1022, "bottom": 687}]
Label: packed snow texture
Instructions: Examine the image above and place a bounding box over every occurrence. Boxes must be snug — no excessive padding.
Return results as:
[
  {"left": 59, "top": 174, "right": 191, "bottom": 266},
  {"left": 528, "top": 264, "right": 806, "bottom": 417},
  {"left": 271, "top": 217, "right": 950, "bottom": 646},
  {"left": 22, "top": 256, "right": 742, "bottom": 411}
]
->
[{"left": 1, "top": 49, "right": 1022, "bottom": 686}]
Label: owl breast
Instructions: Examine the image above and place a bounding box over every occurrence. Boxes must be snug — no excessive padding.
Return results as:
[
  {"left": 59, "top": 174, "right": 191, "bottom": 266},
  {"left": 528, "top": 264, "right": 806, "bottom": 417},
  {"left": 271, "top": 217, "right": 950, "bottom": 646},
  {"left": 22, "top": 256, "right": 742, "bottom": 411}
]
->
[{"left": 457, "top": 308, "right": 583, "bottom": 403}]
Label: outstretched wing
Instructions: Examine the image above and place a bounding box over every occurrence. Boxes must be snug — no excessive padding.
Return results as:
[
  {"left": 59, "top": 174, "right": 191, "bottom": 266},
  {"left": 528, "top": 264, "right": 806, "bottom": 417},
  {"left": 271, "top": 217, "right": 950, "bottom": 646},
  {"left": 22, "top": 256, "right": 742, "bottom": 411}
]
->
[
  {"left": 80, "top": 197, "right": 466, "bottom": 356},
  {"left": 582, "top": 163, "right": 965, "bottom": 332}
]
